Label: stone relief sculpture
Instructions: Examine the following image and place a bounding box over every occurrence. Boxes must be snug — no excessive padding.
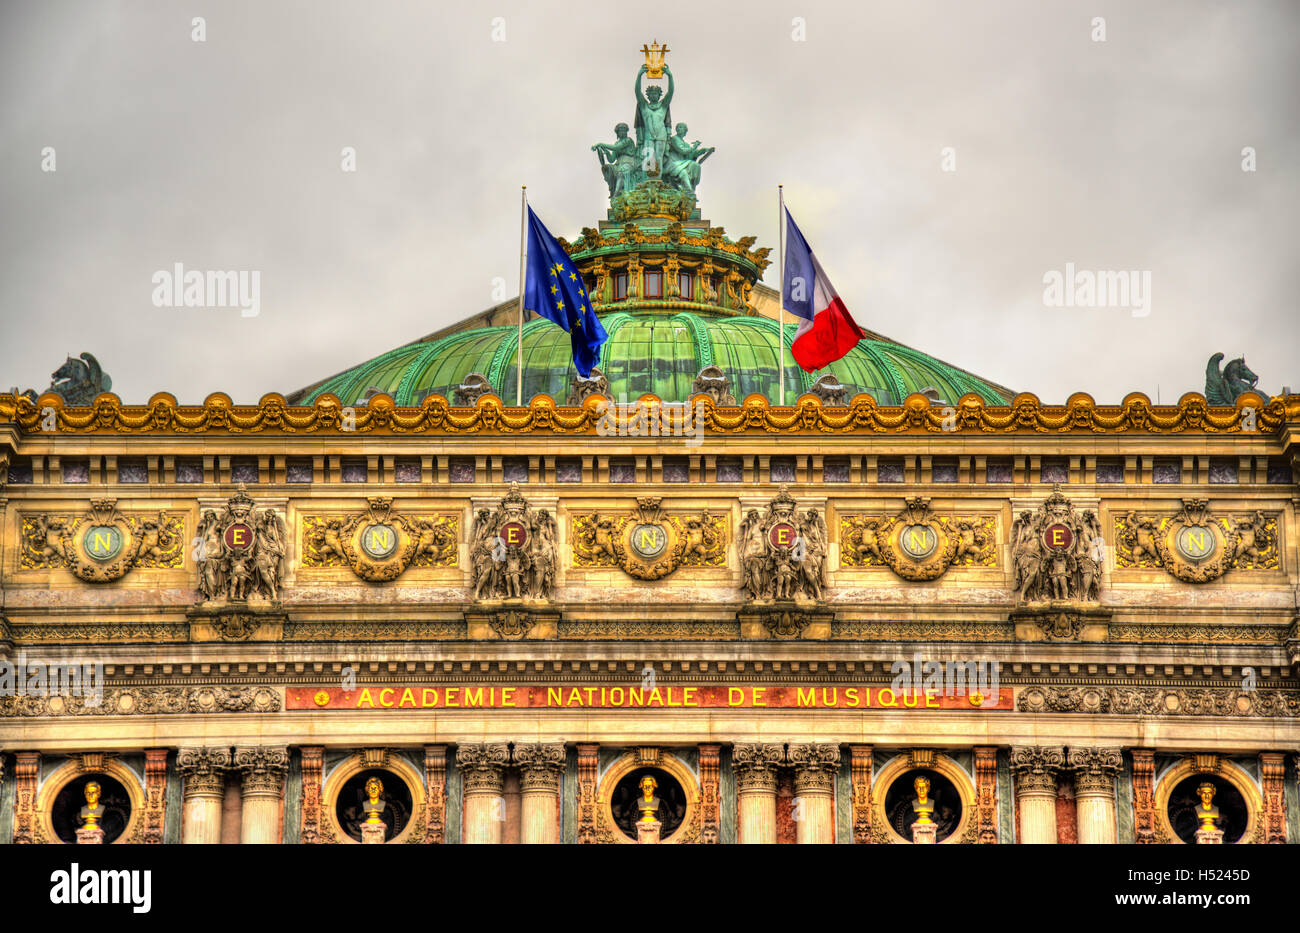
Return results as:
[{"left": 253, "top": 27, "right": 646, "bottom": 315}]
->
[
  {"left": 1010, "top": 486, "right": 1103, "bottom": 604},
  {"left": 18, "top": 499, "right": 183, "bottom": 583},
  {"left": 738, "top": 485, "right": 826, "bottom": 603},
  {"left": 452, "top": 373, "right": 495, "bottom": 406},
  {"left": 302, "top": 498, "right": 458, "bottom": 582},
  {"left": 807, "top": 373, "right": 850, "bottom": 406},
  {"left": 839, "top": 499, "right": 996, "bottom": 582},
  {"left": 566, "top": 367, "right": 611, "bottom": 406},
  {"left": 195, "top": 484, "right": 286, "bottom": 604},
  {"left": 1115, "top": 498, "right": 1278, "bottom": 583},
  {"left": 468, "top": 482, "right": 557, "bottom": 602}
]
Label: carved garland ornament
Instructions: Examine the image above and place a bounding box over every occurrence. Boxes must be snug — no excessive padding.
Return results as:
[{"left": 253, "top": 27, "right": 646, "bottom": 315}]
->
[
  {"left": 839, "top": 498, "right": 997, "bottom": 581},
  {"left": 5, "top": 390, "right": 1289, "bottom": 436},
  {"left": 19, "top": 500, "right": 184, "bottom": 581},
  {"left": 571, "top": 497, "right": 726, "bottom": 580},
  {"left": 1115, "top": 500, "right": 1279, "bottom": 582},
  {"left": 1018, "top": 685, "right": 1300, "bottom": 718},
  {"left": 302, "top": 497, "right": 458, "bottom": 581},
  {"left": 0, "top": 685, "right": 280, "bottom": 717}
]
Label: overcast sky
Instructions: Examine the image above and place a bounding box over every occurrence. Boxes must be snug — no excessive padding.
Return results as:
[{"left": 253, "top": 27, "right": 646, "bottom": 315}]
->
[{"left": 2, "top": 0, "right": 1296, "bottom": 404}]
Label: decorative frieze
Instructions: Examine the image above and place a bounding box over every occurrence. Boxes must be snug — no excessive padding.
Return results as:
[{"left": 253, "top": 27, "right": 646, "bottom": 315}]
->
[
  {"left": 0, "top": 685, "right": 280, "bottom": 717},
  {"left": 1018, "top": 685, "right": 1300, "bottom": 718}
]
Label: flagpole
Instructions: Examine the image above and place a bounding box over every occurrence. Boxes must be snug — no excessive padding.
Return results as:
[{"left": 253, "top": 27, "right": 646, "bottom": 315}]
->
[
  {"left": 777, "top": 184, "right": 785, "bottom": 406},
  {"left": 517, "top": 185, "right": 527, "bottom": 406}
]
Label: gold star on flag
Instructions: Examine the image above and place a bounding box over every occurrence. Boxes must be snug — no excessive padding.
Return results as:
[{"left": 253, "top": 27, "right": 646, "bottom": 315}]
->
[
  {"left": 569, "top": 272, "right": 578, "bottom": 281},
  {"left": 556, "top": 300, "right": 565, "bottom": 311},
  {"left": 550, "top": 285, "right": 558, "bottom": 295}
]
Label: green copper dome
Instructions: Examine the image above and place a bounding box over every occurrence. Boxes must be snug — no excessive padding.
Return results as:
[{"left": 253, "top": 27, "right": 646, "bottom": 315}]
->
[{"left": 289, "top": 308, "right": 1012, "bottom": 407}]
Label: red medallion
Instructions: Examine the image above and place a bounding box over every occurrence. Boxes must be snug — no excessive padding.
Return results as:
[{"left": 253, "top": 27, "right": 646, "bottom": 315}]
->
[
  {"left": 224, "top": 522, "right": 254, "bottom": 550},
  {"left": 499, "top": 521, "right": 529, "bottom": 548},
  {"left": 1042, "top": 523, "right": 1073, "bottom": 551},
  {"left": 768, "top": 522, "right": 798, "bottom": 549}
]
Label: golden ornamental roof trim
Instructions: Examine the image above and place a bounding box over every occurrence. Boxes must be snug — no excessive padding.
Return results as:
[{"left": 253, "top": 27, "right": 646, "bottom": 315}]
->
[{"left": 0, "top": 390, "right": 1293, "bottom": 437}]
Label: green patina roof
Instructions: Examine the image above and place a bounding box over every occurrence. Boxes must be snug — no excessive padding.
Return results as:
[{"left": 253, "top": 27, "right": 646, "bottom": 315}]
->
[{"left": 290, "top": 309, "right": 1012, "bottom": 407}]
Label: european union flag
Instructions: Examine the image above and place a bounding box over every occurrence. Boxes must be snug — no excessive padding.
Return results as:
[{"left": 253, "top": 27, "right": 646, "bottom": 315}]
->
[{"left": 523, "top": 206, "right": 608, "bottom": 377}]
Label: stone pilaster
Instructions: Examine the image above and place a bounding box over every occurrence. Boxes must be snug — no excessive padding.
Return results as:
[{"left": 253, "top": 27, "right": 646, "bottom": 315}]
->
[
  {"left": 848, "top": 745, "right": 873, "bottom": 844},
  {"left": 576, "top": 743, "right": 599, "bottom": 844},
  {"left": 298, "top": 747, "right": 324, "bottom": 844},
  {"left": 788, "top": 743, "right": 839, "bottom": 845},
  {"left": 13, "top": 752, "right": 38, "bottom": 844},
  {"left": 456, "top": 743, "right": 509, "bottom": 844},
  {"left": 732, "top": 743, "right": 784, "bottom": 844},
  {"left": 974, "top": 747, "right": 999, "bottom": 844},
  {"left": 698, "top": 744, "right": 721, "bottom": 844},
  {"left": 514, "top": 743, "right": 565, "bottom": 844},
  {"left": 1010, "top": 746, "right": 1065, "bottom": 844},
  {"left": 424, "top": 745, "right": 448, "bottom": 844},
  {"left": 1130, "top": 749, "right": 1159, "bottom": 844},
  {"left": 143, "top": 748, "right": 169, "bottom": 844},
  {"left": 1260, "top": 752, "right": 1286, "bottom": 844},
  {"left": 1067, "top": 746, "right": 1121, "bottom": 844},
  {"left": 234, "top": 746, "right": 289, "bottom": 844}
]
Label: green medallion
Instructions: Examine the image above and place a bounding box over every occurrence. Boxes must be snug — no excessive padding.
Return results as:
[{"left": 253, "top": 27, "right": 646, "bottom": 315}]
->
[
  {"left": 898, "top": 524, "right": 938, "bottom": 560},
  {"left": 360, "top": 524, "right": 399, "bottom": 560},
  {"left": 629, "top": 523, "right": 668, "bottom": 559},
  {"left": 1174, "top": 525, "right": 1217, "bottom": 563},
  {"left": 82, "top": 525, "right": 124, "bottom": 562}
]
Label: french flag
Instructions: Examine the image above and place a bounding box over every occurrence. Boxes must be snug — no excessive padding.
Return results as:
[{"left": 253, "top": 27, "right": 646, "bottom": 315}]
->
[{"left": 782, "top": 208, "right": 866, "bottom": 371}]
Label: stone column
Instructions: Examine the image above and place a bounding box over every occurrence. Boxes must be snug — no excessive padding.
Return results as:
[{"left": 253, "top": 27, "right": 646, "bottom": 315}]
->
[
  {"left": 732, "top": 743, "right": 784, "bottom": 844},
  {"left": 1010, "top": 746, "right": 1065, "bottom": 844},
  {"left": 1068, "top": 747, "right": 1121, "bottom": 844},
  {"left": 234, "top": 746, "right": 289, "bottom": 844},
  {"left": 178, "top": 747, "right": 232, "bottom": 844},
  {"left": 514, "top": 743, "right": 565, "bottom": 845},
  {"left": 457, "top": 743, "right": 510, "bottom": 844},
  {"left": 789, "top": 743, "right": 840, "bottom": 845}
]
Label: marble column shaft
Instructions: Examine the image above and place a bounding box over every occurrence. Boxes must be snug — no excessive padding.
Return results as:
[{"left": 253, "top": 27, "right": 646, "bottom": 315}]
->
[
  {"left": 1068, "top": 747, "right": 1122, "bottom": 845},
  {"left": 732, "top": 743, "right": 784, "bottom": 845},
  {"left": 514, "top": 743, "right": 565, "bottom": 845},
  {"left": 789, "top": 743, "right": 840, "bottom": 845},
  {"left": 457, "top": 743, "right": 510, "bottom": 844},
  {"left": 1011, "top": 746, "right": 1065, "bottom": 844},
  {"left": 234, "top": 746, "right": 289, "bottom": 845},
  {"left": 178, "top": 747, "right": 232, "bottom": 844}
]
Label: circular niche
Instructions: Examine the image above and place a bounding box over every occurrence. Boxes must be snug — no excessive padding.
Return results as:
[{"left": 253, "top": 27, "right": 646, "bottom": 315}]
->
[
  {"left": 882, "top": 769, "right": 963, "bottom": 842},
  {"left": 334, "top": 769, "right": 413, "bottom": 843},
  {"left": 1167, "top": 774, "right": 1247, "bottom": 844},
  {"left": 52, "top": 773, "right": 131, "bottom": 844},
  {"left": 610, "top": 767, "right": 687, "bottom": 840}
]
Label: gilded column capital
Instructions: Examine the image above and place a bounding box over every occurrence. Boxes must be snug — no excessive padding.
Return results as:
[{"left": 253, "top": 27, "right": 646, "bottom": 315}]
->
[
  {"left": 177, "top": 746, "right": 232, "bottom": 799},
  {"left": 514, "top": 743, "right": 566, "bottom": 793},
  {"left": 233, "top": 745, "right": 289, "bottom": 798},
  {"left": 789, "top": 743, "right": 840, "bottom": 797},
  {"left": 456, "top": 743, "right": 510, "bottom": 795},
  {"left": 1010, "top": 745, "right": 1066, "bottom": 796},
  {"left": 732, "top": 743, "right": 784, "bottom": 795},
  {"left": 1067, "top": 746, "right": 1122, "bottom": 797}
]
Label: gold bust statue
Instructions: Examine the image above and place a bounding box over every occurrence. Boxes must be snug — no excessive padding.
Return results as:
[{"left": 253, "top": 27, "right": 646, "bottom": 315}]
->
[
  {"left": 911, "top": 775, "right": 935, "bottom": 826},
  {"left": 362, "top": 776, "right": 387, "bottom": 825},
  {"left": 79, "top": 781, "right": 105, "bottom": 827},
  {"left": 1194, "top": 782, "right": 1220, "bottom": 830},
  {"left": 636, "top": 775, "right": 662, "bottom": 824}
]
